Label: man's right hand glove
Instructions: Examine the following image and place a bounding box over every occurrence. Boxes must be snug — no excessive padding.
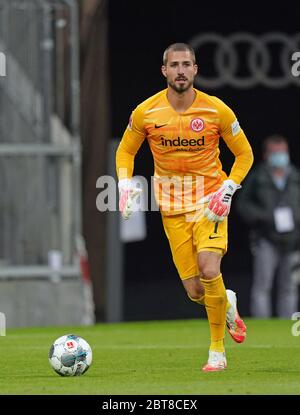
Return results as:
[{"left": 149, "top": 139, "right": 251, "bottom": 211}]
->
[{"left": 118, "top": 178, "right": 142, "bottom": 220}]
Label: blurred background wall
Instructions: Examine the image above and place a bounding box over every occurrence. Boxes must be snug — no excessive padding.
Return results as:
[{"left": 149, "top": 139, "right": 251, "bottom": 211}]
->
[
  {"left": 0, "top": 0, "right": 299, "bottom": 326},
  {"left": 0, "top": 0, "right": 94, "bottom": 326},
  {"left": 80, "top": 0, "right": 109, "bottom": 322}
]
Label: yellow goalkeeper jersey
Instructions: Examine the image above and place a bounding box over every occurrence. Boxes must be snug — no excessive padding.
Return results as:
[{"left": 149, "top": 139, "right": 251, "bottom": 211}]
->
[{"left": 116, "top": 88, "right": 253, "bottom": 215}]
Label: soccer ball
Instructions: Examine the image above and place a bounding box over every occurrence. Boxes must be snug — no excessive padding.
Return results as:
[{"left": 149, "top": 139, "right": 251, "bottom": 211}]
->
[{"left": 49, "top": 334, "right": 92, "bottom": 376}]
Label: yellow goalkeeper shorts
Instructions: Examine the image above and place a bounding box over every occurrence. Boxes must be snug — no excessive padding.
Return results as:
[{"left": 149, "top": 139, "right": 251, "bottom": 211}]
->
[{"left": 161, "top": 211, "right": 228, "bottom": 280}]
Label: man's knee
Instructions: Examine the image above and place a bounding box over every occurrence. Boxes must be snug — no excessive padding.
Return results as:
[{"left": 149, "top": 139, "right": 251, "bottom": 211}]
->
[
  {"left": 199, "top": 264, "right": 220, "bottom": 279},
  {"left": 198, "top": 252, "right": 221, "bottom": 280},
  {"left": 187, "top": 287, "right": 203, "bottom": 301},
  {"left": 182, "top": 277, "right": 204, "bottom": 301}
]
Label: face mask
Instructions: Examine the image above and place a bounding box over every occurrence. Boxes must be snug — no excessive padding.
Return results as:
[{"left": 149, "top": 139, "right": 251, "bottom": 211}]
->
[{"left": 267, "top": 152, "right": 290, "bottom": 168}]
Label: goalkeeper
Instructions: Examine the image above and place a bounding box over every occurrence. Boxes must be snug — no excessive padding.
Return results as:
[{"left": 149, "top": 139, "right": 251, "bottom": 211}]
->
[{"left": 116, "top": 43, "right": 253, "bottom": 371}]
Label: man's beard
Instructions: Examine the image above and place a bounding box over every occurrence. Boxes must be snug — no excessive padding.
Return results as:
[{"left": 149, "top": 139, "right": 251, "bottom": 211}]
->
[{"left": 168, "top": 78, "right": 194, "bottom": 93}]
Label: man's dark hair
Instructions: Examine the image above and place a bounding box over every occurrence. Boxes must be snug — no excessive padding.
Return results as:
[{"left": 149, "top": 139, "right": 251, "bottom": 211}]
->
[
  {"left": 262, "top": 134, "right": 289, "bottom": 153},
  {"left": 163, "top": 43, "right": 196, "bottom": 65}
]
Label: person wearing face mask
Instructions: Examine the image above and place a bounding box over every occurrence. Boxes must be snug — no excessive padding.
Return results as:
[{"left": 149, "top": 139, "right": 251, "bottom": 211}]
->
[{"left": 236, "top": 134, "right": 300, "bottom": 318}]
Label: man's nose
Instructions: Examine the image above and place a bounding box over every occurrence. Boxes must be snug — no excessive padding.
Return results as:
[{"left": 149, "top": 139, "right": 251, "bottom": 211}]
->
[{"left": 177, "top": 64, "right": 185, "bottom": 74}]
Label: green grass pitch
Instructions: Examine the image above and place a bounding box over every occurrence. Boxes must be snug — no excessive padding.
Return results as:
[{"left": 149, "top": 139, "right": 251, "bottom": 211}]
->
[{"left": 1, "top": 319, "right": 300, "bottom": 395}]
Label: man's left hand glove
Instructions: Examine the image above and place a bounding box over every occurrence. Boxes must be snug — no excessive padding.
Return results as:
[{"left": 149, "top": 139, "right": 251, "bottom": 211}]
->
[{"left": 203, "top": 179, "right": 241, "bottom": 222}]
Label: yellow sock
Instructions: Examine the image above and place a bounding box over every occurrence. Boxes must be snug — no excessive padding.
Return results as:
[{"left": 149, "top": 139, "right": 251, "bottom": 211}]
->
[
  {"left": 200, "top": 274, "right": 227, "bottom": 353},
  {"left": 210, "top": 339, "right": 224, "bottom": 352},
  {"left": 189, "top": 292, "right": 230, "bottom": 310}
]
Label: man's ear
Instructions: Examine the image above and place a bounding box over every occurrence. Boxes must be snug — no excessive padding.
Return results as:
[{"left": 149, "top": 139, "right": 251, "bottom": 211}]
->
[
  {"left": 161, "top": 65, "right": 167, "bottom": 78},
  {"left": 194, "top": 64, "right": 198, "bottom": 75}
]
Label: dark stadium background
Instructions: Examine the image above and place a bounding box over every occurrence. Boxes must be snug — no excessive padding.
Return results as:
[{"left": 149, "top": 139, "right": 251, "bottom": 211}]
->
[{"left": 108, "top": 1, "right": 300, "bottom": 320}]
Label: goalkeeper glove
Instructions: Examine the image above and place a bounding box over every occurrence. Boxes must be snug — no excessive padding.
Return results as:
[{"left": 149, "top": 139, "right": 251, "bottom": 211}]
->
[
  {"left": 203, "top": 179, "right": 241, "bottom": 222},
  {"left": 118, "top": 178, "right": 142, "bottom": 220}
]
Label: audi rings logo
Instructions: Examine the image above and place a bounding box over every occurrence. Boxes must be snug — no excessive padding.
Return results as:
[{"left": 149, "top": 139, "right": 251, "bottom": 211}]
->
[{"left": 189, "top": 32, "right": 300, "bottom": 89}]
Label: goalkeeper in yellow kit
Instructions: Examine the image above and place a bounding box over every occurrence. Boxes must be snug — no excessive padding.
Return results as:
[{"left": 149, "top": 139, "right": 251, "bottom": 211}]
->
[{"left": 116, "top": 43, "right": 254, "bottom": 371}]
